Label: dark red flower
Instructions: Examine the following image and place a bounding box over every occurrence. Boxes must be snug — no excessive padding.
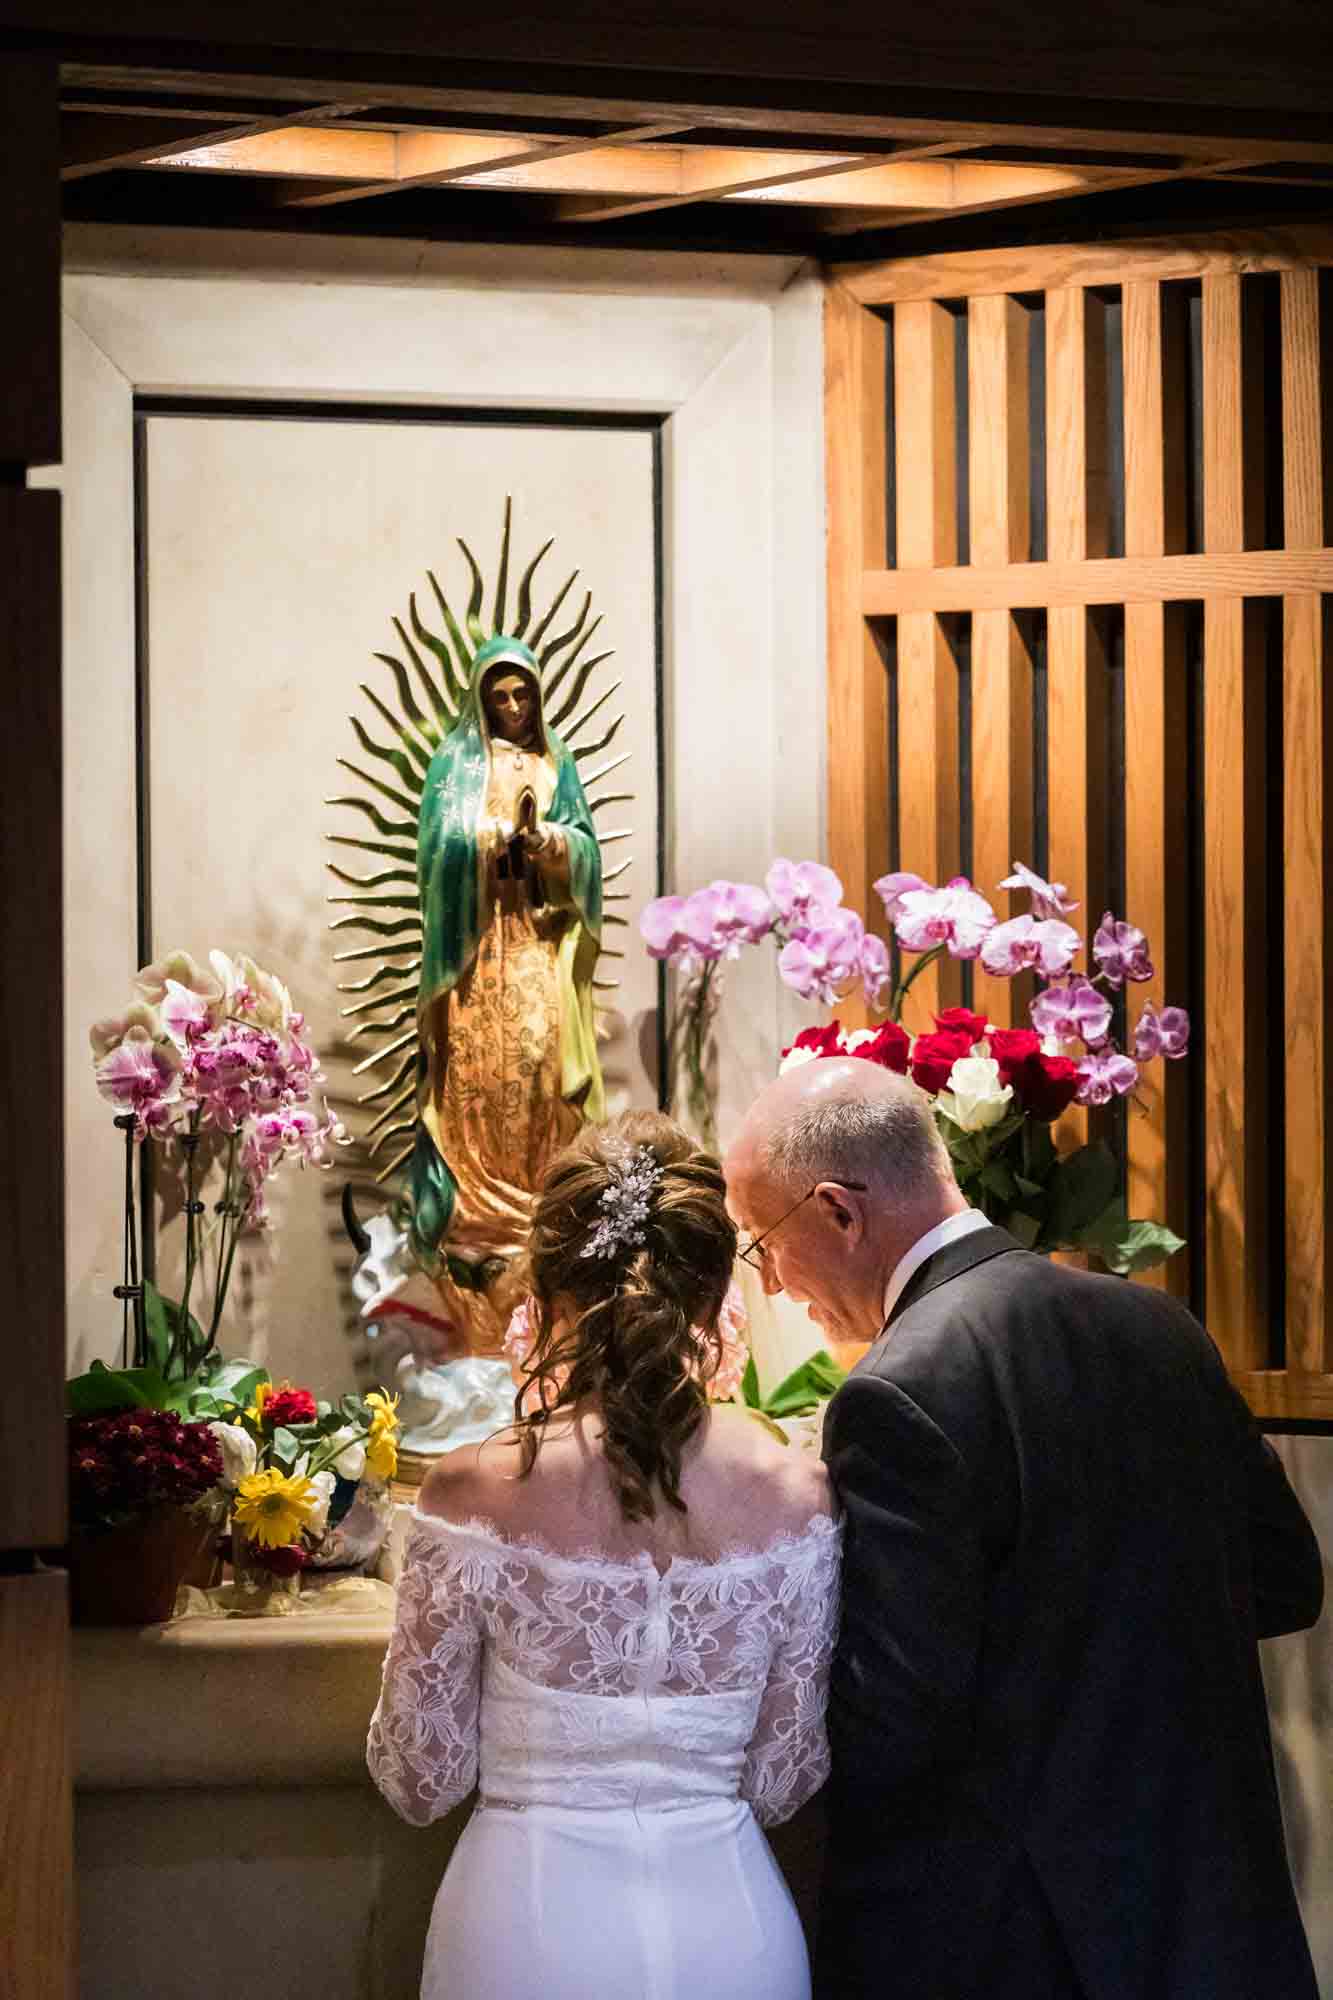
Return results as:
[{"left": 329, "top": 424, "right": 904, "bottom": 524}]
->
[
  {"left": 910, "top": 1029, "right": 973, "bottom": 1095},
  {"left": 848, "top": 1022, "right": 910, "bottom": 1074},
  {"left": 1009, "top": 1051, "right": 1080, "bottom": 1121},
  {"left": 934, "top": 1007, "right": 988, "bottom": 1044},
  {"left": 781, "top": 1022, "right": 845, "bottom": 1062},
  {"left": 67, "top": 1406, "right": 223, "bottom": 1527},
  {"left": 987, "top": 1027, "right": 1041, "bottom": 1085},
  {"left": 251, "top": 1541, "right": 310, "bottom": 1576},
  {"left": 264, "top": 1387, "right": 318, "bottom": 1427}
]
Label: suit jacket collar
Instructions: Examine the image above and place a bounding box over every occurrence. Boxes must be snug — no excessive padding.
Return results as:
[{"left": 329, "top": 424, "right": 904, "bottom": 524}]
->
[{"left": 881, "top": 1223, "right": 1023, "bottom": 1334}]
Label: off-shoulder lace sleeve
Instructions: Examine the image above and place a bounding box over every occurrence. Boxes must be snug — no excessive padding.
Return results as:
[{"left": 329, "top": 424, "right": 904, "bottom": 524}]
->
[
  {"left": 366, "top": 1516, "right": 485, "bottom": 1825},
  {"left": 740, "top": 1517, "right": 841, "bottom": 1828}
]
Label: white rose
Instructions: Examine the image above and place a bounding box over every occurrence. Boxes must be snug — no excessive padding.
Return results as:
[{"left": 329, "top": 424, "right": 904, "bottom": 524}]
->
[
  {"left": 208, "top": 1421, "right": 257, "bottom": 1490},
  {"left": 326, "top": 1424, "right": 367, "bottom": 1482},
  {"left": 936, "top": 1054, "right": 1013, "bottom": 1132},
  {"left": 778, "top": 1044, "right": 820, "bottom": 1075},
  {"left": 306, "top": 1469, "right": 337, "bottom": 1536}
]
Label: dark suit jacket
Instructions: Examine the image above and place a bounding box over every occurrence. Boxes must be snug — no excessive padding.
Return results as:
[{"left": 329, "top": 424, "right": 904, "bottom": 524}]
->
[{"left": 817, "top": 1227, "right": 1324, "bottom": 2000}]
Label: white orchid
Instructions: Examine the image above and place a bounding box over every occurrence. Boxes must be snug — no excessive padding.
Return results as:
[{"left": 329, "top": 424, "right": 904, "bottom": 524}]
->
[{"left": 207, "top": 1420, "right": 258, "bottom": 1490}]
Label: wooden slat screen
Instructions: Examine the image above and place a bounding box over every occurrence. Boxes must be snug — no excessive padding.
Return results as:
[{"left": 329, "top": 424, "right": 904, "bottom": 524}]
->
[{"left": 827, "top": 228, "right": 1333, "bottom": 1421}]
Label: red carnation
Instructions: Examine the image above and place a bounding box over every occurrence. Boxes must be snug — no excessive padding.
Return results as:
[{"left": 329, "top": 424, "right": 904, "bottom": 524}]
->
[
  {"left": 781, "top": 1022, "right": 846, "bottom": 1062},
  {"left": 848, "top": 1022, "right": 910, "bottom": 1074},
  {"left": 910, "top": 1029, "right": 973, "bottom": 1095},
  {"left": 934, "top": 1007, "right": 988, "bottom": 1044},
  {"left": 251, "top": 1541, "right": 310, "bottom": 1577},
  {"left": 1010, "top": 1051, "right": 1080, "bottom": 1121},
  {"left": 264, "top": 1387, "right": 318, "bottom": 1427},
  {"left": 987, "top": 1027, "right": 1041, "bottom": 1085}
]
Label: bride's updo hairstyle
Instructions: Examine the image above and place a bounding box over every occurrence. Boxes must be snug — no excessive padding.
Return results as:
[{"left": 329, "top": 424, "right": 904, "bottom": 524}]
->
[{"left": 518, "top": 1110, "right": 737, "bottom": 1523}]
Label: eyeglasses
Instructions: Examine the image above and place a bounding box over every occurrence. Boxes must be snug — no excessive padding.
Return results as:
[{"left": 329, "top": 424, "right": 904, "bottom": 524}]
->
[{"left": 737, "top": 1181, "right": 868, "bottom": 1272}]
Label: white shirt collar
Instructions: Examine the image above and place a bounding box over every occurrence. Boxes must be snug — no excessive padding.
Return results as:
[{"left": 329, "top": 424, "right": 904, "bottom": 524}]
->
[{"left": 882, "top": 1207, "right": 993, "bottom": 1325}]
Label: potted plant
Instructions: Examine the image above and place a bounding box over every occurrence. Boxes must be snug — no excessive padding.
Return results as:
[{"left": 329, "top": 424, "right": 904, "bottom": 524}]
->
[{"left": 67, "top": 1404, "right": 225, "bottom": 1625}]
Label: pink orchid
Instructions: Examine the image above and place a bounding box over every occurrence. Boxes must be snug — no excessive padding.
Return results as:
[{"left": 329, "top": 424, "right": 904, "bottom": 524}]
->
[
  {"left": 998, "top": 860, "right": 1079, "bottom": 922},
  {"left": 1092, "top": 911, "right": 1154, "bottom": 987},
  {"left": 893, "top": 878, "right": 997, "bottom": 959},
  {"left": 980, "top": 915, "right": 1082, "bottom": 980},
  {"left": 134, "top": 950, "right": 223, "bottom": 1012},
  {"left": 682, "top": 880, "right": 773, "bottom": 961},
  {"left": 95, "top": 1028, "right": 182, "bottom": 1120},
  {"left": 859, "top": 931, "right": 893, "bottom": 1009},
  {"left": 765, "top": 859, "right": 844, "bottom": 931},
  {"left": 1029, "top": 978, "right": 1113, "bottom": 1048},
  {"left": 778, "top": 910, "right": 864, "bottom": 1006},
  {"left": 639, "top": 895, "right": 692, "bottom": 962},
  {"left": 1132, "top": 1003, "right": 1191, "bottom": 1062},
  {"left": 873, "top": 870, "right": 930, "bottom": 925},
  {"left": 160, "top": 977, "right": 216, "bottom": 1048},
  {"left": 1074, "top": 1043, "right": 1140, "bottom": 1105}
]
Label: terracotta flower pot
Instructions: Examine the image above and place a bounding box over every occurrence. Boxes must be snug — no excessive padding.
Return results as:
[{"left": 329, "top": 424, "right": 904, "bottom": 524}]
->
[{"left": 69, "top": 1506, "right": 215, "bottom": 1626}]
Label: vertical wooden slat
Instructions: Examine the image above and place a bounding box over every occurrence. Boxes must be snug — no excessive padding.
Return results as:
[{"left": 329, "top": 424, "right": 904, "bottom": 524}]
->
[
  {"left": 1124, "top": 603, "right": 1190, "bottom": 1294},
  {"left": 1203, "top": 598, "right": 1269, "bottom": 1361},
  {"left": 971, "top": 612, "right": 1035, "bottom": 1027},
  {"left": 826, "top": 283, "right": 889, "bottom": 1028},
  {"left": 968, "top": 293, "right": 1030, "bottom": 568},
  {"left": 0, "top": 1572, "right": 71, "bottom": 2000},
  {"left": 1283, "top": 594, "right": 1332, "bottom": 1372},
  {"left": 1122, "top": 277, "right": 1191, "bottom": 1292},
  {"left": 1046, "top": 286, "right": 1109, "bottom": 564},
  {"left": 894, "top": 298, "right": 961, "bottom": 1022},
  {"left": 1045, "top": 287, "right": 1110, "bottom": 1149},
  {"left": 1281, "top": 268, "right": 1326, "bottom": 552},
  {"left": 1123, "top": 279, "right": 1188, "bottom": 558},
  {"left": 968, "top": 293, "right": 1032, "bottom": 1025},
  {"left": 1202, "top": 272, "right": 1266, "bottom": 554}
]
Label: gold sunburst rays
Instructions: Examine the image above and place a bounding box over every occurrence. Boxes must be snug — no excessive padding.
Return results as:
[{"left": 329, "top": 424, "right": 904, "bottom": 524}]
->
[{"left": 327, "top": 497, "right": 636, "bottom": 1178}]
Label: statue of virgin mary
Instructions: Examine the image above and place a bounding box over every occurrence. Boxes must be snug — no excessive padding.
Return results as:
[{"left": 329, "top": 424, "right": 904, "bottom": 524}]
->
[{"left": 411, "top": 634, "right": 605, "bottom": 1286}]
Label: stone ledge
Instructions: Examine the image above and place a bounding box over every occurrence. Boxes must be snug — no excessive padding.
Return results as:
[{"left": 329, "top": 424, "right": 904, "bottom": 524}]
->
[{"left": 75, "top": 1583, "right": 395, "bottom": 1792}]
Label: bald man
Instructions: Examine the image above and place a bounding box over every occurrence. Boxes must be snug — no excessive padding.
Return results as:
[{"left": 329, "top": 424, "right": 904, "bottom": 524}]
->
[{"left": 725, "top": 1059, "right": 1322, "bottom": 2000}]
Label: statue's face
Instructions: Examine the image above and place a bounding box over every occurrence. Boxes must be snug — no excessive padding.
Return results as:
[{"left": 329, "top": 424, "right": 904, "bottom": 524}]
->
[{"left": 484, "top": 670, "right": 538, "bottom": 746}]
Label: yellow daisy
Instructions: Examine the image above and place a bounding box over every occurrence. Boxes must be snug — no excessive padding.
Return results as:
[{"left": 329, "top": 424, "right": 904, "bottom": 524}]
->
[
  {"left": 232, "top": 1468, "right": 317, "bottom": 1549},
  {"left": 364, "top": 1389, "right": 401, "bottom": 1481}
]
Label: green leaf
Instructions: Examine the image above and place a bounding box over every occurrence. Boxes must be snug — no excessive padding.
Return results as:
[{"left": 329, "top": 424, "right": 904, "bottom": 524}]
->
[
  {"left": 1076, "top": 1206, "right": 1186, "bottom": 1275},
  {"left": 205, "top": 1361, "right": 268, "bottom": 1407},
  {"left": 740, "top": 1356, "right": 761, "bottom": 1410},
  {"left": 978, "top": 1160, "right": 1018, "bottom": 1200},
  {"left": 1004, "top": 1209, "right": 1042, "bottom": 1249},
  {"left": 272, "top": 1425, "right": 302, "bottom": 1467},
  {"left": 66, "top": 1363, "right": 175, "bottom": 1416},
  {"left": 1041, "top": 1141, "right": 1120, "bottom": 1245},
  {"left": 1014, "top": 1173, "right": 1045, "bottom": 1199},
  {"left": 141, "top": 1281, "right": 173, "bottom": 1374},
  {"left": 755, "top": 1350, "right": 847, "bottom": 1419}
]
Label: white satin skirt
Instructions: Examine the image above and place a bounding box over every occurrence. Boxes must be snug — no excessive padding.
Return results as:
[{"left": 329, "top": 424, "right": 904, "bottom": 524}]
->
[{"left": 419, "top": 1796, "right": 811, "bottom": 2000}]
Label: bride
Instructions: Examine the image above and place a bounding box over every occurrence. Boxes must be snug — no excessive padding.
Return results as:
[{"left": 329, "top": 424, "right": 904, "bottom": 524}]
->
[{"left": 367, "top": 1110, "right": 841, "bottom": 1999}]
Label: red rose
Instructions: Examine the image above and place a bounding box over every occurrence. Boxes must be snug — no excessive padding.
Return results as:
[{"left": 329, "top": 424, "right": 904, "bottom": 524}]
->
[
  {"left": 934, "top": 1007, "right": 988, "bottom": 1044},
  {"left": 264, "top": 1387, "right": 318, "bottom": 1427},
  {"left": 909, "top": 1029, "right": 973, "bottom": 1095},
  {"left": 252, "top": 1542, "right": 310, "bottom": 1577},
  {"left": 847, "top": 1022, "right": 910, "bottom": 1074},
  {"left": 781, "top": 1022, "right": 846, "bottom": 1061},
  {"left": 1010, "top": 1051, "right": 1080, "bottom": 1121},
  {"left": 987, "top": 1027, "right": 1041, "bottom": 1085}
]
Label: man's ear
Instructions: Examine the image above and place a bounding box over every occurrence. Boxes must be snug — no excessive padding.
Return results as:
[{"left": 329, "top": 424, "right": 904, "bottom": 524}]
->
[{"left": 815, "top": 1183, "right": 863, "bottom": 1240}]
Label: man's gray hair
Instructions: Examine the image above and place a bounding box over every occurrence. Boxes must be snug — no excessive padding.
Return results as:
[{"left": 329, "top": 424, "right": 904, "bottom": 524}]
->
[{"left": 763, "top": 1076, "right": 952, "bottom": 1200}]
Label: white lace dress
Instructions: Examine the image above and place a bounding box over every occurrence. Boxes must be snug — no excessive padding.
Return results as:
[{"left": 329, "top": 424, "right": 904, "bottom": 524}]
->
[{"left": 367, "top": 1508, "right": 841, "bottom": 2000}]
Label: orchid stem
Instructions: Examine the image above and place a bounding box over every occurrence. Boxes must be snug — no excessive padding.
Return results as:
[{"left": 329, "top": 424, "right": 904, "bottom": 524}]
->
[{"left": 887, "top": 943, "right": 947, "bottom": 1025}]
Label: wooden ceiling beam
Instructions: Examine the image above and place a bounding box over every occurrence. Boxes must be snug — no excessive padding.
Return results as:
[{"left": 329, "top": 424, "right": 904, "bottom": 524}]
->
[
  {"left": 60, "top": 97, "right": 368, "bottom": 179},
  {"left": 555, "top": 136, "right": 972, "bottom": 223},
  {"left": 270, "top": 118, "right": 693, "bottom": 208},
  {"left": 59, "top": 65, "right": 1333, "bottom": 168}
]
